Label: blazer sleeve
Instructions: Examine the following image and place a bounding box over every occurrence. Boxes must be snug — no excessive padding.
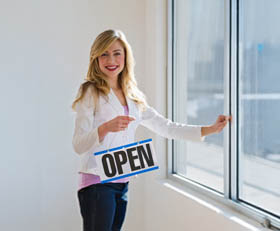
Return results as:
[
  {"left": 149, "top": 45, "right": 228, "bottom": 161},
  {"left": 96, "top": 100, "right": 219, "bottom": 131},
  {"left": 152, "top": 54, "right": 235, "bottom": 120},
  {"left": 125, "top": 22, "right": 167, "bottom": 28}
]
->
[
  {"left": 72, "top": 88, "right": 103, "bottom": 155},
  {"left": 140, "top": 105, "right": 205, "bottom": 142}
]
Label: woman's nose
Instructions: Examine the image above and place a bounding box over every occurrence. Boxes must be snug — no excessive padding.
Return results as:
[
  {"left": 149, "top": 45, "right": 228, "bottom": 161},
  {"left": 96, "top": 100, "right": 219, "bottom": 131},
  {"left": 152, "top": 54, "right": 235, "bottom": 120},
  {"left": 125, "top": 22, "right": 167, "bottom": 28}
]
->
[{"left": 107, "top": 55, "right": 116, "bottom": 63}]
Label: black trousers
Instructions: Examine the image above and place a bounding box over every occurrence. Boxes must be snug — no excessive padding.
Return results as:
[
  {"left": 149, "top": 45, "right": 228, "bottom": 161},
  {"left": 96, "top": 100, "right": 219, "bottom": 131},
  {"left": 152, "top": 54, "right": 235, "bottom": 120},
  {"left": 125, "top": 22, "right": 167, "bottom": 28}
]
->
[{"left": 77, "top": 183, "right": 129, "bottom": 231}]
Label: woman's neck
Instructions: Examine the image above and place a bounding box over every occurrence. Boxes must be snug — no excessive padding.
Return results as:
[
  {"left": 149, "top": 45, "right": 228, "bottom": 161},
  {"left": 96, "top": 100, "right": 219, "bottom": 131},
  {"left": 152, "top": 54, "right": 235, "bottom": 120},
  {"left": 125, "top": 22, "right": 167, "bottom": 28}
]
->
[{"left": 109, "top": 80, "right": 121, "bottom": 91}]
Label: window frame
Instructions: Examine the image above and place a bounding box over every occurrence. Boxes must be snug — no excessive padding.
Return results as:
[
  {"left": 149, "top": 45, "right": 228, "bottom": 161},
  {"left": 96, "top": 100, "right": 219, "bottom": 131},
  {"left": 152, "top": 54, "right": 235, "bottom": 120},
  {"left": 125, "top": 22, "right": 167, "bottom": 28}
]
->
[{"left": 167, "top": 0, "right": 280, "bottom": 229}]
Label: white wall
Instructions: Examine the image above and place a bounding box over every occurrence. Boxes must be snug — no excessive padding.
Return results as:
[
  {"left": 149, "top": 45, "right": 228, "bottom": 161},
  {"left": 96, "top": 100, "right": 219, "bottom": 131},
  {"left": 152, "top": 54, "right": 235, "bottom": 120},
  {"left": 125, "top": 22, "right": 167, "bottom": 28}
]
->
[
  {"left": 0, "top": 0, "right": 271, "bottom": 230},
  {"left": 0, "top": 1, "right": 146, "bottom": 230}
]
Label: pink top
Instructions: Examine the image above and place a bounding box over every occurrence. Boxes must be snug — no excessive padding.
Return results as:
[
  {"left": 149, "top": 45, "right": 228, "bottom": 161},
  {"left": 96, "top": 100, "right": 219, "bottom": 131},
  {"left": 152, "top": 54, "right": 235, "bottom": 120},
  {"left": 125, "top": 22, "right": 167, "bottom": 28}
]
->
[{"left": 78, "top": 105, "right": 129, "bottom": 190}]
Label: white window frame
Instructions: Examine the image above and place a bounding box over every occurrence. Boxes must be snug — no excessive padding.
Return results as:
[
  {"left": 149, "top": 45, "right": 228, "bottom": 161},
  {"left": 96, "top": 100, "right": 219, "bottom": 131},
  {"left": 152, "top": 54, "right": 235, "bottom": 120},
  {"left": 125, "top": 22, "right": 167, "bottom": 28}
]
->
[{"left": 167, "top": 0, "right": 280, "bottom": 229}]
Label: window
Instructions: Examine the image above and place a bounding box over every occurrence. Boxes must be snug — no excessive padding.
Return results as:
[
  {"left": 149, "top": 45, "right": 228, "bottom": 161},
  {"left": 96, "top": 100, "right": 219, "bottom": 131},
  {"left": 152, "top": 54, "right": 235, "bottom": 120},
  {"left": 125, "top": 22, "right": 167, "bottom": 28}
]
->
[
  {"left": 238, "top": 0, "right": 280, "bottom": 218},
  {"left": 172, "top": 0, "right": 225, "bottom": 193},
  {"left": 169, "top": 0, "right": 280, "bottom": 228}
]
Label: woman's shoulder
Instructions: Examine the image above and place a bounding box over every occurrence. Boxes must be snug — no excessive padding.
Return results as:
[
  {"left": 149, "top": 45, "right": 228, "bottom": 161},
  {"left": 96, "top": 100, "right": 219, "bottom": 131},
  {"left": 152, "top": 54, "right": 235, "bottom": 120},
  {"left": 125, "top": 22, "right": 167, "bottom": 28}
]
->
[
  {"left": 81, "top": 81, "right": 97, "bottom": 96},
  {"left": 77, "top": 82, "right": 98, "bottom": 109}
]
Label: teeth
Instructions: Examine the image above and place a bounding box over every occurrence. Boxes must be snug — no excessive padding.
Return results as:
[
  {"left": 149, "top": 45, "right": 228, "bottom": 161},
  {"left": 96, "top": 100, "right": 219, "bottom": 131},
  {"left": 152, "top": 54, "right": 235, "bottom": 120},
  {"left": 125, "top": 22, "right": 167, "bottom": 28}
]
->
[{"left": 106, "top": 66, "right": 117, "bottom": 70}]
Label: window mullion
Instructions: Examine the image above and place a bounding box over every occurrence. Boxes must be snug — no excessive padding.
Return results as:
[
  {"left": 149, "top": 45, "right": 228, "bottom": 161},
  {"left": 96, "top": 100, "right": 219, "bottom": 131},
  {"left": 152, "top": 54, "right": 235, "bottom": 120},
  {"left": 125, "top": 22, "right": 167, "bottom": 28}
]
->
[
  {"left": 230, "top": 0, "right": 239, "bottom": 202},
  {"left": 223, "top": 0, "right": 231, "bottom": 199},
  {"left": 167, "top": 0, "right": 174, "bottom": 175}
]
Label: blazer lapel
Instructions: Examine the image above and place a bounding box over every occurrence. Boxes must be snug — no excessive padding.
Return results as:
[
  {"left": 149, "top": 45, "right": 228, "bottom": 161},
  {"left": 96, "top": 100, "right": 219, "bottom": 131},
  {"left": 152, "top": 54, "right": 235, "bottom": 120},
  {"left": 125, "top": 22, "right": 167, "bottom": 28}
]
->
[
  {"left": 107, "top": 88, "right": 124, "bottom": 115},
  {"left": 125, "top": 94, "right": 135, "bottom": 116},
  {"left": 107, "top": 88, "right": 136, "bottom": 117}
]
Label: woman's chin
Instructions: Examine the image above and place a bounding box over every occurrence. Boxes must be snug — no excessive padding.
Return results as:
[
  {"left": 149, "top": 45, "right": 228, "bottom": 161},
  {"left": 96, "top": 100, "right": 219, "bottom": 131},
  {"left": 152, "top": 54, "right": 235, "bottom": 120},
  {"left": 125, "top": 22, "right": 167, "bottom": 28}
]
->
[{"left": 106, "top": 73, "right": 120, "bottom": 79}]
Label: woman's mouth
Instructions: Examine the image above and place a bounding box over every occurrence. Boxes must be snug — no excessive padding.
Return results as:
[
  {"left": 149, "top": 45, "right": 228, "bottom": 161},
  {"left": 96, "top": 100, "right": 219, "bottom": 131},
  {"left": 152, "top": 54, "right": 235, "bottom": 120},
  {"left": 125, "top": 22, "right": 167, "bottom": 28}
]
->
[{"left": 105, "top": 65, "right": 118, "bottom": 71}]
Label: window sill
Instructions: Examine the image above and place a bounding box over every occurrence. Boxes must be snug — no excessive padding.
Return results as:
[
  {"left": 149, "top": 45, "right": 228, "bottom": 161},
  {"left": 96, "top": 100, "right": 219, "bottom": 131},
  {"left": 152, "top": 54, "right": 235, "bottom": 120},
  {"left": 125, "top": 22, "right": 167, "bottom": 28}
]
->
[{"left": 158, "top": 175, "right": 276, "bottom": 231}]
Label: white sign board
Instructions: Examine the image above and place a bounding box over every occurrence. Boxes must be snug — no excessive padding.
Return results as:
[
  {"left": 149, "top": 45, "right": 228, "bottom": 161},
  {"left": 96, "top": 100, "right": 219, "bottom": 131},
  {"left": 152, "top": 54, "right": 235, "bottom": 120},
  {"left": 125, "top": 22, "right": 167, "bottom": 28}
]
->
[{"left": 94, "top": 139, "right": 159, "bottom": 183}]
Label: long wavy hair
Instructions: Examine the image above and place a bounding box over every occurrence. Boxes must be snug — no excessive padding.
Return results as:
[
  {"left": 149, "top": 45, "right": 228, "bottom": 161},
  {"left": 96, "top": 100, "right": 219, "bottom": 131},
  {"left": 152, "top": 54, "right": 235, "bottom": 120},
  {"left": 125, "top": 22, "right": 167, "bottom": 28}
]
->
[{"left": 72, "top": 29, "right": 147, "bottom": 112}]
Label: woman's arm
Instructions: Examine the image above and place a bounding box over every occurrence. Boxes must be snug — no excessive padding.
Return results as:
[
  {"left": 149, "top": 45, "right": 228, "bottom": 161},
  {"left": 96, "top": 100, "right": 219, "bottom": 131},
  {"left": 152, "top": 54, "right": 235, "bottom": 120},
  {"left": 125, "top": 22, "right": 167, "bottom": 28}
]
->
[
  {"left": 98, "top": 123, "right": 108, "bottom": 143},
  {"left": 140, "top": 106, "right": 204, "bottom": 142},
  {"left": 140, "top": 106, "right": 231, "bottom": 141},
  {"left": 73, "top": 87, "right": 137, "bottom": 154},
  {"left": 72, "top": 88, "right": 103, "bottom": 155}
]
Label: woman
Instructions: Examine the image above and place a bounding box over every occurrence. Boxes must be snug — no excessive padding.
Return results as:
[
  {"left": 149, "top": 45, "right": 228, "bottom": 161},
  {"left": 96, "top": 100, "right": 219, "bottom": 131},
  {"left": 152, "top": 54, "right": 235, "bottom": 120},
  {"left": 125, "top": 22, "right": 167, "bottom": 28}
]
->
[{"left": 72, "top": 29, "right": 230, "bottom": 231}]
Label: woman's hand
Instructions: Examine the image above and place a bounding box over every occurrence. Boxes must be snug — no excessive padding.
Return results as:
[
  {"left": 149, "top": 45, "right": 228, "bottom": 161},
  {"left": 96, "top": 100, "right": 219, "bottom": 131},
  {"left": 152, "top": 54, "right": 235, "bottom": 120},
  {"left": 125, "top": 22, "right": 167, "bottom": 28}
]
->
[
  {"left": 98, "top": 116, "right": 135, "bottom": 142},
  {"left": 212, "top": 115, "right": 231, "bottom": 134},
  {"left": 105, "top": 115, "right": 136, "bottom": 132},
  {"left": 201, "top": 115, "right": 231, "bottom": 137}
]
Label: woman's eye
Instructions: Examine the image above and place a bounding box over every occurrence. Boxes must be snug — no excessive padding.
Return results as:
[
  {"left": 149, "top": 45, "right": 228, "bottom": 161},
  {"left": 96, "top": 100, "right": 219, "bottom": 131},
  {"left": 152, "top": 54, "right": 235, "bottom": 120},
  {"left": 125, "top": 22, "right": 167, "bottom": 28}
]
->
[{"left": 100, "top": 53, "right": 121, "bottom": 57}]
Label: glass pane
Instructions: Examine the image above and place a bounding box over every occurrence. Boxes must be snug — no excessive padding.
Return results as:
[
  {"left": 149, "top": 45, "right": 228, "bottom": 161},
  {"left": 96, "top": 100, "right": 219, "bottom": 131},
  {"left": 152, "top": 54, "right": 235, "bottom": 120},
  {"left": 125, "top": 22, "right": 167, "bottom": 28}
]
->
[
  {"left": 173, "top": 0, "right": 225, "bottom": 192},
  {"left": 239, "top": 0, "right": 280, "bottom": 216}
]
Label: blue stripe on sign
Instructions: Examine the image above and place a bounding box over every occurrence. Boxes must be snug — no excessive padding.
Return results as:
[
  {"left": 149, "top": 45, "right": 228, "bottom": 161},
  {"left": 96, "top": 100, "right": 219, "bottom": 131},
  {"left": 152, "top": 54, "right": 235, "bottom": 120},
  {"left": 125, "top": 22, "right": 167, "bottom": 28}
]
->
[
  {"left": 101, "top": 166, "right": 159, "bottom": 183},
  {"left": 123, "top": 142, "right": 138, "bottom": 148},
  {"left": 109, "top": 146, "right": 123, "bottom": 152},
  {"left": 94, "top": 150, "right": 108, "bottom": 156},
  {"left": 139, "top": 138, "right": 152, "bottom": 144},
  {"left": 94, "top": 139, "right": 152, "bottom": 156}
]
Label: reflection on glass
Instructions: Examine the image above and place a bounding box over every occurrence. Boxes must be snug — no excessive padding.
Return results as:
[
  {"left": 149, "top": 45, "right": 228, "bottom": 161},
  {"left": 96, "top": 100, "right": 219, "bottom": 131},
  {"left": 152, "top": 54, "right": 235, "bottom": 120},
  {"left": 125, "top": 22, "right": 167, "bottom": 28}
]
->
[
  {"left": 239, "top": 0, "right": 280, "bottom": 216},
  {"left": 173, "top": 0, "right": 225, "bottom": 192}
]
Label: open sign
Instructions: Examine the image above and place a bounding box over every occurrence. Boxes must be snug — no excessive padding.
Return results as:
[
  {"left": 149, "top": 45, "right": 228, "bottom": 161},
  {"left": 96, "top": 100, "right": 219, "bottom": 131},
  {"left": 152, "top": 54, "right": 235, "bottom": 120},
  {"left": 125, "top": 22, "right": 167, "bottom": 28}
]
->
[{"left": 94, "top": 139, "right": 159, "bottom": 183}]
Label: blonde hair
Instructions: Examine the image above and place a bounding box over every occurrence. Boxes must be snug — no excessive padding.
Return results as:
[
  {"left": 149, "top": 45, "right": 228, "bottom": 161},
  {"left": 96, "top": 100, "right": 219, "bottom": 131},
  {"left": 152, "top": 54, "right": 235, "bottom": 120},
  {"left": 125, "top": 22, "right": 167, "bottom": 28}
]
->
[{"left": 72, "top": 29, "right": 147, "bottom": 112}]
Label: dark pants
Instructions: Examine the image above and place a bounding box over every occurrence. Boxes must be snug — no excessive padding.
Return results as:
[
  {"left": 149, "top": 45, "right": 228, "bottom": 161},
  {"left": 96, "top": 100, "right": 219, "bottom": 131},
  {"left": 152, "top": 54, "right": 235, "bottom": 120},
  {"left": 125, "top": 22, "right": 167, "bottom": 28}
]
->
[{"left": 77, "top": 183, "right": 129, "bottom": 231}]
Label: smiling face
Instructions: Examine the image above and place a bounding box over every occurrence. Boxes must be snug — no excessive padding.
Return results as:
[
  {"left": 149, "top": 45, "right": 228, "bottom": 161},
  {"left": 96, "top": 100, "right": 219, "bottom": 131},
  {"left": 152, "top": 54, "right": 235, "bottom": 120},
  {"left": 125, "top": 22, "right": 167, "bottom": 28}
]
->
[{"left": 98, "top": 40, "right": 125, "bottom": 82}]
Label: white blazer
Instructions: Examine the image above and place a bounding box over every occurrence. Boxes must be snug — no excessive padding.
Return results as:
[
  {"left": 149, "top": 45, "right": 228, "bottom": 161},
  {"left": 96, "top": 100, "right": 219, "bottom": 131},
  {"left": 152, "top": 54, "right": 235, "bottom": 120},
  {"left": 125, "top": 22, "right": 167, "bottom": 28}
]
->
[{"left": 72, "top": 87, "right": 204, "bottom": 174}]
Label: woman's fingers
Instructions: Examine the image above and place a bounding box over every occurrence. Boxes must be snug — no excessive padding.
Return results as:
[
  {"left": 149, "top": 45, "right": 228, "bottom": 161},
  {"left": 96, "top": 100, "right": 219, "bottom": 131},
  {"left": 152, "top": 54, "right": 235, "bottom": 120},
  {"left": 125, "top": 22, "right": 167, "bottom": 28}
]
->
[
  {"left": 213, "top": 114, "right": 232, "bottom": 134},
  {"left": 107, "top": 115, "right": 136, "bottom": 132},
  {"left": 119, "top": 116, "right": 135, "bottom": 126},
  {"left": 217, "top": 115, "right": 231, "bottom": 123},
  {"left": 129, "top": 116, "right": 136, "bottom": 121},
  {"left": 120, "top": 122, "right": 129, "bottom": 129},
  {"left": 118, "top": 115, "right": 136, "bottom": 121},
  {"left": 117, "top": 116, "right": 135, "bottom": 130}
]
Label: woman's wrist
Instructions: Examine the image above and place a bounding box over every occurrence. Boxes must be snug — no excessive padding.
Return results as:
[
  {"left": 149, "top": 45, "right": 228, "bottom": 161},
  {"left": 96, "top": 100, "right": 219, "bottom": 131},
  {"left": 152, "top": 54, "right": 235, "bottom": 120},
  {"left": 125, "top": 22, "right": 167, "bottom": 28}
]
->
[
  {"left": 201, "top": 125, "right": 215, "bottom": 137},
  {"left": 98, "top": 122, "right": 109, "bottom": 142}
]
